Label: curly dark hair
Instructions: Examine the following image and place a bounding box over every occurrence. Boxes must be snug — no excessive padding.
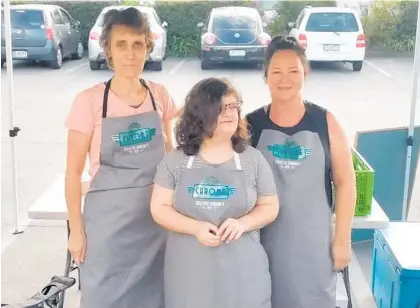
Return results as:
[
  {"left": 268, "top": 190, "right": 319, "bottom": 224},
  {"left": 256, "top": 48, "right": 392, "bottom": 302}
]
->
[
  {"left": 175, "top": 78, "right": 249, "bottom": 156},
  {"left": 264, "top": 35, "right": 307, "bottom": 78},
  {"left": 99, "top": 7, "right": 154, "bottom": 69}
]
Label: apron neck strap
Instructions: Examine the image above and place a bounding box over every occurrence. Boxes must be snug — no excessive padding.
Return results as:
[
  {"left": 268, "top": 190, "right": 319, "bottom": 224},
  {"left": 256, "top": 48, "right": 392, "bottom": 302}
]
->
[
  {"left": 102, "top": 78, "right": 158, "bottom": 119},
  {"left": 186, "top": 152, "right": 241, "bottom": 170}
]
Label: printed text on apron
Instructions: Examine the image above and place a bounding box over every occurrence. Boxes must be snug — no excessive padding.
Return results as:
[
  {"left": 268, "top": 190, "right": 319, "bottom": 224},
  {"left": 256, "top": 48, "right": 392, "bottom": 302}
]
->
[
  {"left": 254, "top": 104, "right": 336, "bottom": 308},
  {"left": 80, "top": 78, "right": 167, "bottom": 308},
  {"left": 164, "top": 152, "right": 272, "bottom": 308}
]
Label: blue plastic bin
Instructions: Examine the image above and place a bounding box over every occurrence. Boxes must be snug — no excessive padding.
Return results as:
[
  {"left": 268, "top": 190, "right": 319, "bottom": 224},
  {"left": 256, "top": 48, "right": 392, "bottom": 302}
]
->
[{"left": 372, "top": 222, "right": 420, "bottom": 308}]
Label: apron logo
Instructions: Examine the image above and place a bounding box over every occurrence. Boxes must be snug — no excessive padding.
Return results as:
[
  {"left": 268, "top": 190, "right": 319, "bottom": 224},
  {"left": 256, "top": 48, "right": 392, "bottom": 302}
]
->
[
  {"left": 267, "top": 139, "right": 312, "bottom": 170},
  {"left": 187, "top": 177, "right": 236, "bottom": 210},
  {"left": 111, "top": 123, "right": 155, "bottom": 154}
]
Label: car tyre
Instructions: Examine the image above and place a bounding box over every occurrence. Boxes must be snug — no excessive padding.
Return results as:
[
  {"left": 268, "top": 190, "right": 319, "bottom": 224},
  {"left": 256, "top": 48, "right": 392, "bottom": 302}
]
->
[
  {"left": 149, "top": 61, "right": 163, "bottom": 71},
  {"left": 50, "top": 46, "right": 63, "bottom": 69},
  {"left": 352, "top": 61, "right": 363, "bottom": 72},
  {"left": 90, "top": 61, "right": 101, "bottom": 70},
  {"left": 72, "top": 42, "right": 84, "bottom": 60},
  {"left": 201, "top": 59, "right": 211, "bottom": 70}
]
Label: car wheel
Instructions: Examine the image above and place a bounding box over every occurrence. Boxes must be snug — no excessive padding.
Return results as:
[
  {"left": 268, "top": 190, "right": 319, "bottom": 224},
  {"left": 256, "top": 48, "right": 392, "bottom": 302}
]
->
[
  {"left": 72, "top": 42, "right": 84, "bottom": 60},
  {"left": 353, "top": 61, "right": 363, "bottom": 72},
  {"left": 50, "top": 46, "right": 63, "bottom": 69},
  {"left": 149, "top": 61, "right": 163, "bottom": 71},
  {"left": 201, "top": 59, "right": 211, "bottom": 70},
  {"left": 90, "top": 61, "right": 101, "bottom": 70}
]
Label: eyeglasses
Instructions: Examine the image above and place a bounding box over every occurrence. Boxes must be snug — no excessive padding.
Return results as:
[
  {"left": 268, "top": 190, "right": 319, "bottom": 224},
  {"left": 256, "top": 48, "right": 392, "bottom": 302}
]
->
[{"left": 220, "top": 101, "right": 243, "bottom": 113}]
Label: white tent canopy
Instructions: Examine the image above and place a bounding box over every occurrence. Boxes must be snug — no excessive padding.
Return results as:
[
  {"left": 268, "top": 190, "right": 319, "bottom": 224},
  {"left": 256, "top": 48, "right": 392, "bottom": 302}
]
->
[{"left": 1, "top": 0, "right": 419, "bottom": 233}]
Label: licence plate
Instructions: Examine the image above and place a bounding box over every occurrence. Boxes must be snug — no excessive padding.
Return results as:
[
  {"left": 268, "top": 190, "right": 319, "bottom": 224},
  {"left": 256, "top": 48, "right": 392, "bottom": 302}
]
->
[
  {"left": 13, "top": 51, "right": 28, "bottom": 58},
  {"left": 323, "top": 44, "right": 340, "bottom": 52},
  {"left": 229, "top": 50, "right": 246, "bottom": 57}
]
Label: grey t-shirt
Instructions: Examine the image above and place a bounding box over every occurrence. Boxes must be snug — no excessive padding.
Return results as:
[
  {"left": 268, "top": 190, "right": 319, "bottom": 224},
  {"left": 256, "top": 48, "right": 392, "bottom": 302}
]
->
[{"left": 154, "top": 145, "right": 277, "bottom": 241}]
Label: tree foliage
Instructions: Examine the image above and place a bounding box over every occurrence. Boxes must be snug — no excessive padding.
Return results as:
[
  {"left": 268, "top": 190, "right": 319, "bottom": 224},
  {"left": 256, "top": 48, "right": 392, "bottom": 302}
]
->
[
  {"left": 267, "top": 0, "right": 337, "bottom": 36},
  {"left": 362, "top": 0, "right": 417, "bottom": 52}
]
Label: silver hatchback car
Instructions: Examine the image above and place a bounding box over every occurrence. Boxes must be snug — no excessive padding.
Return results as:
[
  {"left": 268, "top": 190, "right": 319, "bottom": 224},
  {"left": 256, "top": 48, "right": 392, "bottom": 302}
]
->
[{"left": 88, "top": 5, "right": 168, "bottom": 71}]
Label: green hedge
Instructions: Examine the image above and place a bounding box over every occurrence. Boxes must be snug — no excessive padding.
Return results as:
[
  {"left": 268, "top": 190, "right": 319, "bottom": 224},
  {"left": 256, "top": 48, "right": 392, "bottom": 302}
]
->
[
  {"left": 267, "top": 0, "right": 337, "bottom": 36},
  {"left": 11, "top": 0, "right": 256, "bottom": 57},
  {"left": 362, "top": 0, "right": 417, "bottom": 52}
]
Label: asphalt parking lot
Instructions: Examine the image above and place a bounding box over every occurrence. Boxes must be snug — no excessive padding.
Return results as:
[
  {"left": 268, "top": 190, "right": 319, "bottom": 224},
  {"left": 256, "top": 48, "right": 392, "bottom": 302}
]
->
[{"left": 1, "top": 54, "right": 420, "bottom": 306}]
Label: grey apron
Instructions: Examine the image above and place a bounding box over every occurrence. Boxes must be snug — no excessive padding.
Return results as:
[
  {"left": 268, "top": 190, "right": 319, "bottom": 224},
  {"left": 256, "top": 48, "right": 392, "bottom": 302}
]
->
[
  {"left": 80, "top": 78, "right": 167, "bottom": 308},
  {"left": 257, "top": 129, "right": 336, "bottom": 308},
  {"left": 164, "top": 153, "right": 272, "bottom": 308}
]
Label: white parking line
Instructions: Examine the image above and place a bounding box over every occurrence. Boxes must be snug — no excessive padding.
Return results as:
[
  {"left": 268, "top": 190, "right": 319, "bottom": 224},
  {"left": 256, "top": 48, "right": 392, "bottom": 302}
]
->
[
  {"left": 168, "top": 59, "right": 186, "bottom": 76},
  {"left": 62, "top": 61, "right": 89, "bottom": 73},
  {"left": 365, "top": 60, "right": 393, "bottom": 78}
]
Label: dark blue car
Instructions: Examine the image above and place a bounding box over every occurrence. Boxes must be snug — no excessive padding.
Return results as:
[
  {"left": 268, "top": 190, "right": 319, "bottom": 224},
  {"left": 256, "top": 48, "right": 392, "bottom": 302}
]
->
[
  {"left": 1, "top": 4, "right": 84, "bottom": 69},
  {"left": 197, "top": 6, "right": 271, "bottom": 70}
]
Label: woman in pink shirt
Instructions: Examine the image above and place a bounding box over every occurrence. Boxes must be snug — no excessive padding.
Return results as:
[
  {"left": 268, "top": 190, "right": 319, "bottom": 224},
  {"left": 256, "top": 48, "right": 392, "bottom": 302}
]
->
[{"left": 64, "top": 8, "right": 178, "bottom": 308}]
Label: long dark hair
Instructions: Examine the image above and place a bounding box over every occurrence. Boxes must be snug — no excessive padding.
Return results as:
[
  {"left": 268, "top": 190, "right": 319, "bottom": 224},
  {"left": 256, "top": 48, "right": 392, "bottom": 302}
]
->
[{"left": 175, "top": 78, "right": 249, "bottom": 156}]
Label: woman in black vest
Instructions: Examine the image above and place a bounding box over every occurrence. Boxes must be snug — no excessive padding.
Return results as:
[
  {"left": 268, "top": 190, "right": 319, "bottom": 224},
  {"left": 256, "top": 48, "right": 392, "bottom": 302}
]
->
[{"left": 246, "top": 35, "right": 356, "bottom": 308}]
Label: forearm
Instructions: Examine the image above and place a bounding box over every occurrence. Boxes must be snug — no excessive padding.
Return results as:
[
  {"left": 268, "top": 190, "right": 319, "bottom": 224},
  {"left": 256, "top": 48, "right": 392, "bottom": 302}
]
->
[
  {"left": 65, "top": 171, "right": 84, "bottom": 231},
  {"left": 238, "top": 202, "right": 278, "bottom": 232},
  {"left": 164, "top": 120, "right": 176, "bottom": 152},
  {"left": 151, "top": 204, "right": 200, "bottom": 236},
  {"left": 334, "top": 180, "right": 356, "bottom": 241}
]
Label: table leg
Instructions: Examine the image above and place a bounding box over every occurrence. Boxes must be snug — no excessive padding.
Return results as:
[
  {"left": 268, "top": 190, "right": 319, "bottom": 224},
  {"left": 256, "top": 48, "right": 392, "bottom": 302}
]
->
[{"left": 58, "top": 220, "right": 73, "bottom": 308}]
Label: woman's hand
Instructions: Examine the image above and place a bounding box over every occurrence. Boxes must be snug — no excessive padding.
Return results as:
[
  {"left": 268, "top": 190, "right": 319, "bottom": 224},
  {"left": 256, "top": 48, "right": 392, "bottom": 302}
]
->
[
  {"left": 68, "top": 227, "right": 86, "bottom": 264},
  {"left": 218, "top": 218, "right": 245, "bottom": 243},
  {"left": 332, "top": 238, "right": 352, "bottom": 271},
  {"left": 195, "top": 221, "right": 222, "bottom": 247}
]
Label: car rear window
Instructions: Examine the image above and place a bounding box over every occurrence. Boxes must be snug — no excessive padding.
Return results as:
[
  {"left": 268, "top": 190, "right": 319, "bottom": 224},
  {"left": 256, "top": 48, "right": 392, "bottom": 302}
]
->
[
  {"left": 5, "top": 9, "right": 45, "bottom": 29},
  {"left": 305, "top": 12, "right": 359, "bottom": 32},
  {"left": 212, "top": 14, "right": 259, "bottom": 30}
]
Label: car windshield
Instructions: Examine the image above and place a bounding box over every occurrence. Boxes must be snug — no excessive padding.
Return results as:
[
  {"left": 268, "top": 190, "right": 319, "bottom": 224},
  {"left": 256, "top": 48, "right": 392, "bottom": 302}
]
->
[
  {"left": 95, "top": 8, "right": 155, "bottom": 27},
  {"left": 212, "top": 14, "right": 258, "bottom": 30},
  {"left": 305, "top": 12, "right": 359, "bottom": 32},
  {"left": 1, "top": 9, "right": 45, "bottom": 29}
]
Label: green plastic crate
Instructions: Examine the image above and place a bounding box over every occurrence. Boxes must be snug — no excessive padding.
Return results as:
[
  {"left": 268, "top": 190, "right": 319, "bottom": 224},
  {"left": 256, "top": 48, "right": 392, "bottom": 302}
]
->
[{"left": 332, "top": 148, "right": 374, "bottom": 216}]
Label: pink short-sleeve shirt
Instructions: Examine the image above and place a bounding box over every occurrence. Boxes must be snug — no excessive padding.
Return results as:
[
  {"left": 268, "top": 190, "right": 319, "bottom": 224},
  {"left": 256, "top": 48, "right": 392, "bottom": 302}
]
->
[{"left": 65, "top": 81, "right": 178, "bottom": 180}]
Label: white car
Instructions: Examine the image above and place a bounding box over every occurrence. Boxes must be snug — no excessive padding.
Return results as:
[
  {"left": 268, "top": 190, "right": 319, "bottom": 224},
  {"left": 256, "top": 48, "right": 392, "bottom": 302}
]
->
[
  {"left": 289, "top": 6, "right": 366, "bottom": 71},
  {"left": 88, "top": 5, "right": 168, "bottom": 71}
]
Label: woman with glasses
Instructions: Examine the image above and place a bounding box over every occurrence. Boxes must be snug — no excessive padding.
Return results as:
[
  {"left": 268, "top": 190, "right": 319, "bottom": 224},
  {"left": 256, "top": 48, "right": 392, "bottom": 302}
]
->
[{"left": 150, "top": 77, "right": 279, "bottom": 308}]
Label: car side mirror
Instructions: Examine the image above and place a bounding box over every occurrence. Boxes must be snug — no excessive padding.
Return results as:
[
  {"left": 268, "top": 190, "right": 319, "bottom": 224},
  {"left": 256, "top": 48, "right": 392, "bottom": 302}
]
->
[
  {"left": 262, "top": 22, "right": 267, "bottom": 28},
  {"left": 197, "top": 22, "right": 204, "bottom": 28},
  {"left": 288, "top": 21, "right": 295, "bottom": 28},
  {"left": 162, "top": 21, "right": 168, "bottom": 28},
  {"left": 73, "top": 20, "right": 80, "bottom": 27}
]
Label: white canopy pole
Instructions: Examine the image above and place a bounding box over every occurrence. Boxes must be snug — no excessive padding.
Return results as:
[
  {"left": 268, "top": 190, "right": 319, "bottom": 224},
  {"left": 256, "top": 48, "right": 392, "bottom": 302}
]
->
[
  {"left": 3, "top": 0, "right": 23, "bottom": 234},
  {"left": 402, "top": 0, "right": 420, "bottom": 221}
]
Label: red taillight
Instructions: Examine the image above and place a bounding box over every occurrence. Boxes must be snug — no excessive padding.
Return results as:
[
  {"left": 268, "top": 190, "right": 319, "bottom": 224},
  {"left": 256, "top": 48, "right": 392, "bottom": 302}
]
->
[
  {"left": 356, "top": 34, "right": 366, "bottom": 48},
  {"left": 298, "top": 34, "right": 307, "bottom": 48},
  {"left": 259, "top": 34, "right": 271, "bottom": 46},
  {"left": 151, "top": 32, "right": 160, "bottom": 40},
  {"left": 45, "top": 27, "right": 54, "bottom": 40},
  {"left": 204, "top": 34, "right": 216, "bottom": 45},
  {"left": 89, "top": 31, "right": 99, "bottom": 40}
]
